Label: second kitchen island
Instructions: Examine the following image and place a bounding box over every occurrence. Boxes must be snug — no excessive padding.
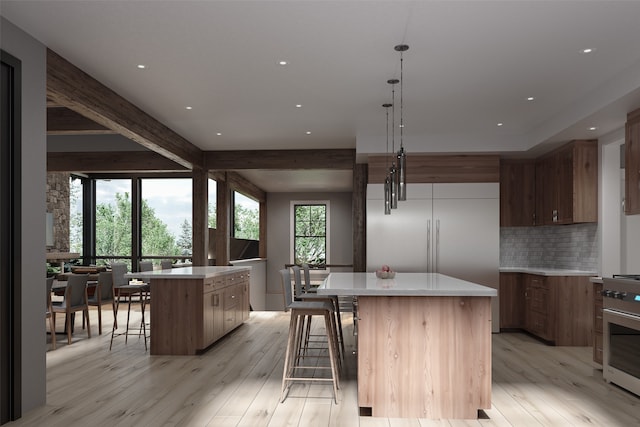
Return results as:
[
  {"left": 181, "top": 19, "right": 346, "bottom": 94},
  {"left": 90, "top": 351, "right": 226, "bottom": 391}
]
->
[
  {"left": 126, "top": 266, "right": 250, "bottom": 355},
  {"left": 319, "top": 272, "right": 497, "bottom": 419}
]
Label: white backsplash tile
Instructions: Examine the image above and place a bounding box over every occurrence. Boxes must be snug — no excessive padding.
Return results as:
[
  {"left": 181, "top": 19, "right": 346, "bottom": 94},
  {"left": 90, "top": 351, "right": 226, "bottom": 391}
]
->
[{"left": 500, "top": 223, "right": 598, "bottom": 271}]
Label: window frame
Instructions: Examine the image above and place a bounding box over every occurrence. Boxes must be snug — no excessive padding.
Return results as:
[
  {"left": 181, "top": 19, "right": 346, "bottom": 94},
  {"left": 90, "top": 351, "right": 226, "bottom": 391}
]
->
[{"left": 290, "top": 200, "right": 330, "bottom": 268}]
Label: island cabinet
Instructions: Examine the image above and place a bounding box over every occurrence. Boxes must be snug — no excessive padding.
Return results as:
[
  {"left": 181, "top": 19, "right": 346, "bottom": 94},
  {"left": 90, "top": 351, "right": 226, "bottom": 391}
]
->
[
  {"left": 500, "top": 160, "right": 536, "bottom": 226},
  {"left": 536, "top": 140, "right": 598, "bottom": 225},
  {"left": 523, "top": 274, "right": 593, "bottom": 345},
  {"left": 626, "top": 108, "right": 640, "bottom": 215},
  {"left": 144, "top": 267, "right": 251, "bottom": 356}
]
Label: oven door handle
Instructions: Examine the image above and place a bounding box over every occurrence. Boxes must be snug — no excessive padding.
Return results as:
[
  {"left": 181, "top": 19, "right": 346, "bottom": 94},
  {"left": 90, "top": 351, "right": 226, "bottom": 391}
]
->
[{"left": 603, "top": 308, "right": 640, "bottom": 321}]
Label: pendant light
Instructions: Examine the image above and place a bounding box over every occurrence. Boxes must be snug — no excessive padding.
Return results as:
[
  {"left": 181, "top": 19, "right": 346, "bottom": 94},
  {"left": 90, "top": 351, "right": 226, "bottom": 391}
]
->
[
  {"left": 395, "top": 44, "right": 409, "bottom": 201},
  {"left": 388, "top": 78, "right": 399, "bottom": 209},
  {"left": 383, "top": 103, "right": 392, "bottom": 215}
]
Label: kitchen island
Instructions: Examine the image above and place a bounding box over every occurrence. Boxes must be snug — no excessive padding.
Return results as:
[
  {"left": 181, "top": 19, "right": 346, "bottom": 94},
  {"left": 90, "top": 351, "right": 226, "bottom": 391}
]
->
[
  {"left": 318, "top": 272, "right": 497, "bottom": 419},
  {"left": 126, "top": 266, "right": 250, "bottom": 355}
]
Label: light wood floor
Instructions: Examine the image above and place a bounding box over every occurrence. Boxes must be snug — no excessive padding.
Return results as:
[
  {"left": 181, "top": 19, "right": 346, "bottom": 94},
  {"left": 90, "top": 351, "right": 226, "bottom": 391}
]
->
[{"left": 10, "top": 307, "right": 640, "bottom": 427}]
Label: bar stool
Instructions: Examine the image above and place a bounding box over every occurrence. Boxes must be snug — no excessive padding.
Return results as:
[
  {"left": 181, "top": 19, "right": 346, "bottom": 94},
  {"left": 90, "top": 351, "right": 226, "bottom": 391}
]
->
[
  {"left": 293, "top": 265, "right": 345, "bottom": 361},
  {"left": 279, "top": 268, "right": 340, "bottom": 403},
  {"left": 109, "top": 263, "right": 148, "bottom": 351}
]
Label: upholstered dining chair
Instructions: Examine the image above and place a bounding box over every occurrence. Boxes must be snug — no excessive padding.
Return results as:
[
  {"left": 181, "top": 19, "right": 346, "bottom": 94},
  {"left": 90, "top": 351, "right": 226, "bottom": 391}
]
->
[
  {"left": 160, "top": 259, "right": 173, "bottom": 270},
  {"left": 87, "top": 271, "right": 114, "bottom": 335},
  {"left": 51, "top": 273, "right": 90, "bottom": 345},
  {"left": 46, "top": 277, "right": 56, "bottom": 350},
  {"left": 139, "top": 260, "right": 153, "bottom": 272}
]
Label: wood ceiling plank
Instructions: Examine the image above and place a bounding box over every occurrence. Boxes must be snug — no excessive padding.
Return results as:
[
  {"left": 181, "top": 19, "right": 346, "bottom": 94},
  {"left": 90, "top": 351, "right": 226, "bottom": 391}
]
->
[
  {"left": 46, "top": 49, "right": 202, "bottom": 170},
  {"left": 204, "top": 149, "right": 355, "bottom": 170}
]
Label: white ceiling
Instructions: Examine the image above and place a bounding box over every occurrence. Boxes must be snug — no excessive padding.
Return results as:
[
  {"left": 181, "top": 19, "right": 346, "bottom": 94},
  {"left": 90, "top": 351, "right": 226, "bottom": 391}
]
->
[{"left": 3, "top": 0, "right": 640, "bottom": 191}]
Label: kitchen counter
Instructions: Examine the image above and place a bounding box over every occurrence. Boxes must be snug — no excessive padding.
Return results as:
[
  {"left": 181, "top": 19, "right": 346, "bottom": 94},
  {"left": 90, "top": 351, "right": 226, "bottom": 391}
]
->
[
  {"left": 125, "top": 265, "right": 247, "bottom": 280},
  {"left": 319, "top": 272, "right": 492, "bottom": 419},
  {"left": 318, "top": 272, "right": 497, "bottom": 296},
  {"left": 499, "top": 267, "right": 597, "bottom": 276}
]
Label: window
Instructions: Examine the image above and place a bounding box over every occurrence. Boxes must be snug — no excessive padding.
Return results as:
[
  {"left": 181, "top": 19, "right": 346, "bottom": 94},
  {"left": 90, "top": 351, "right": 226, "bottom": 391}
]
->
[
  {"left": 234, "top": 191, "right": 259, "bottom": 240},
  {"left": 291, "top": 202, "right": 329, "bottom": 266},
  {"left": 208, "top": 178, "right": 217, "bottom": 228},
  {"left": 140, "top": 178, "right": 192, "bottom": 260},
  {"left": 69, "top": 176, "right": 83, "bottom": 254},
  {"left": 95, "top": 179, "right": 132, "bottom": 265}
]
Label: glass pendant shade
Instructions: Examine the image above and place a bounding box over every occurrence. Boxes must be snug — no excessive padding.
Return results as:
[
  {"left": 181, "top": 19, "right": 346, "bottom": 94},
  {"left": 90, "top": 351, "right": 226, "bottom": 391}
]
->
[
  {"left": 389, "top": 164, "right": 398, "bottom": 209},
  {"left": 397, "top": 146, "right": 407, "bottom": 201},
  {"left": 384, "top": 177, "right": 391, "bottom": 215}
]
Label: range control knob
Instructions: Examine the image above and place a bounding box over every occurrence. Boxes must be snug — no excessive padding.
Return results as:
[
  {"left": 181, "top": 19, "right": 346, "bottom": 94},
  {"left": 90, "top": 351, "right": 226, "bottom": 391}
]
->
[
  {"left": 602, "top": 289, "right": 613, "bottom": 298},
  {"left": 616, "top": 292, "right": 627, "bottom": 300}
]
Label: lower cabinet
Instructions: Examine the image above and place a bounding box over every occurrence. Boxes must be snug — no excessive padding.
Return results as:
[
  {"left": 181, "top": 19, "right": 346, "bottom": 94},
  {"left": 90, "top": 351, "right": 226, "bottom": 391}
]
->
[
  {"left": 499, "top": 272, "right": 593, "bottom": 346},
  {"left": 593, "top": 281, "right": 603, "bottom": 365}
]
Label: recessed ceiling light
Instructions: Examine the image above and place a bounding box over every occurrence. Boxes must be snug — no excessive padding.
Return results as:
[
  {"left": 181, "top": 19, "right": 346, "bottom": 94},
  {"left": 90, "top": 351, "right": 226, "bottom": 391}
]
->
[
  {"left": 137, "top": 64, "right": 146, "bottom": 69},
  {"left": 305, "top": 131, "right": 311, "bottom": 135},
  {"left": 527, "top": 97, "right": 535, "bottom": 101},
  {"left": 216, "top": 132, "right": 222, "bottom": 136},
  {"left": 581, "top": 48, "right": 596, "bottom": 54},
  {"left": 278, "top": 60, "right": 288, "bottom": 66},
  {"left": 296, "top": 104, "right": 302, "bottom": 108},
  {"left": 497, "top": 123, "right": 503, "bottom": 127},
  {"left": 589, "top": 126, "right": 597, "bottom": 131},
  {"left": 185, "top": 106, "right": 193, "bottom": 110}
]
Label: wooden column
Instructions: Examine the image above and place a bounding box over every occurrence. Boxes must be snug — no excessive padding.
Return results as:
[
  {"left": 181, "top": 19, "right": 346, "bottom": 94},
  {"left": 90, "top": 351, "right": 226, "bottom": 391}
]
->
[
  {"left": 192, "top": 168, "right": 208, "bottom": 266},
  {"left": 215, "top": 175, "right": 230, "bottom": 266},
  {"left": 352, "top": 163, "right": 367, "bottom": 272}
]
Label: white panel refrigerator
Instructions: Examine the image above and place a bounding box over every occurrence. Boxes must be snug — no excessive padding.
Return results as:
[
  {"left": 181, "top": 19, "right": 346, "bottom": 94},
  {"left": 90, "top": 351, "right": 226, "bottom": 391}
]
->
[{"left": 367, "top": 183, "right": 500, "bottom": 331}]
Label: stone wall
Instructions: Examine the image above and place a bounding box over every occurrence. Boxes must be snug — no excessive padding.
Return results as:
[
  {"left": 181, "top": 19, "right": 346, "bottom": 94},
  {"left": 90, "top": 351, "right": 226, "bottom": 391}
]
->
[{"left": 46, "top": 172, "right": 70, "bottom": 252}]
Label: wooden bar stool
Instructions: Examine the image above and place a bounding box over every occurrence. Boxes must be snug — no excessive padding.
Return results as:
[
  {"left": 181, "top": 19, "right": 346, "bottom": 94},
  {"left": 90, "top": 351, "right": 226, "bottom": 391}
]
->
[
  {"left": 109, "top": 263, "right": 149, "bottom": 351},
  {"left": 279, "top": 268, "right": 340, "bottom": 403}
]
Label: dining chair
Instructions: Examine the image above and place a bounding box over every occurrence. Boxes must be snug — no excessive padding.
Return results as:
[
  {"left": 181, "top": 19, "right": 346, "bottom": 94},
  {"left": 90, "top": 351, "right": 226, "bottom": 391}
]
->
[
  {"left": 51, "top": 273, "right": 91, "bottom": 345},
  {"left": 279, "top": 268, "right": 340, "bottom": 403},
  {"left": 87, "top": 271, "right": 114, "bottom": 335},
  {"left": 300, "top": 263, "right": 315, "bottom": 293},
  {"left": 46, "top": 277, "right": 56, "bottom": 350},
  {"left": 160, "top": 259, "right": 173, "bottom": 270},
  {"left": 139, "top": 260, "right": 153, "bottom": 272}
]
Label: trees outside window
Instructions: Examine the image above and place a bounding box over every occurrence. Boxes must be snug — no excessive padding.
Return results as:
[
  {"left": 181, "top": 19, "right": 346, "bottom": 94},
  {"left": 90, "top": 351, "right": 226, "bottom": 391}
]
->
[
  {"left": 234, "top": 191, "right": 259, "bottom": 240},
  {"left": 292, "top": 202, "right": 329, "bottom": 266}
]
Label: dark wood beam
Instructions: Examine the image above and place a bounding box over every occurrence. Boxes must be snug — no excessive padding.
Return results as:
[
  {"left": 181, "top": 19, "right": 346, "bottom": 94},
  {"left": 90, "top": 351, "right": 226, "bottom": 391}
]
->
[
  {"left": 227, "top": 172, "right": 266, "bottom": 203},
  {"left": 46, "top": 49, "right": 203, "bottom": 170},
  {"left": 204, "top": 149, "right": 355, "bottom": 170},
  {"left": 47, "top": 151, "right": 187, "bottom": 173},
  {"left": 47, "top": 107, "right": 116, "bottom": 135}
]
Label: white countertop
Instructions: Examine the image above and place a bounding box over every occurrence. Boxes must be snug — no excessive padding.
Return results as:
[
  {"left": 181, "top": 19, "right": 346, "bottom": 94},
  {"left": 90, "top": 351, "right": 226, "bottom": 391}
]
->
[
  {"left": 125, "top": 266, "right": 250, "bottom": 280},
  {"left": 317, "top": 272, "right": 497, "bottom": 297},
  {"left": 499, "top": 267, "right": 597, "bottom": 277}
]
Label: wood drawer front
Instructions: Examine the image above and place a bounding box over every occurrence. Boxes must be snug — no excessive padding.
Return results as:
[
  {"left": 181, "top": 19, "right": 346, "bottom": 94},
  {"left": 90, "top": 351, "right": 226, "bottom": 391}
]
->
[
  {"left": 224, "top": 285, "right": 240, "bottom": 309},
  {"left": 593, "top": 333, "right": 603, "bottom": 364},
  {"left": 530, "top": 287, "right": 549, "bottom": 315},
  {"left": 594, "top": 301, "right": 603, "bottom": 333}
]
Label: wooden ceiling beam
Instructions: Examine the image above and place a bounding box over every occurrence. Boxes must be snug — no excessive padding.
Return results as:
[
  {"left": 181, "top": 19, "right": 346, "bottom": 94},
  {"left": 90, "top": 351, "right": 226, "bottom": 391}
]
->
[
  {"left": 47, "top": 106, "right": 116, "bottom": 135},
  {"left": 204, "top": 149, "right": 355, "bottom": 170},
  {"left": 47, "top": 151, "right": 187, "bottom": 173},
  {"left": 46, "top": 49, "right": 203, "bottom": 170},
  {"left": 228, "top": 171, "right": 266, "bottom": 202}
]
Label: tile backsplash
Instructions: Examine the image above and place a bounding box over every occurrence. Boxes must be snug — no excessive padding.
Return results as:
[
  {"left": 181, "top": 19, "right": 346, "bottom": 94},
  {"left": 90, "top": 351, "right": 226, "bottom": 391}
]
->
[{"left": 501, "top": 223, "right": 598, "bottom": 271}]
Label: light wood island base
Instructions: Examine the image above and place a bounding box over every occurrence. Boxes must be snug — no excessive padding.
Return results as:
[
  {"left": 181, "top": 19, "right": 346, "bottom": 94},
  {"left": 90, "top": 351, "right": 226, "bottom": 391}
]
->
[{"left": 357, "top": 295, "right": 492, "bottom": 419}]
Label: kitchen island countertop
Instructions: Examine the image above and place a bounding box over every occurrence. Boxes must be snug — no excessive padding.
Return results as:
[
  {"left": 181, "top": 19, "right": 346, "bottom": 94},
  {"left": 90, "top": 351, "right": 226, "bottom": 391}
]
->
[
  {"left": 125, "top": 266, "right": 249, "bottom": 280},
  {"left": 318, "top": 272, "right": 497, "bottom": 297}
]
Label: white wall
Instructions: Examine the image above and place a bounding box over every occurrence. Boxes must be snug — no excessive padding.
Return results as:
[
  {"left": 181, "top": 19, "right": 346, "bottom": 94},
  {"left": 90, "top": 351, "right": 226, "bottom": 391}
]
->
[
  {"left": 1, "top": 17, "right": 47, "bottom": 413},
  {"left": 265, "top": 192, "right": 353, "bottom": 310}
]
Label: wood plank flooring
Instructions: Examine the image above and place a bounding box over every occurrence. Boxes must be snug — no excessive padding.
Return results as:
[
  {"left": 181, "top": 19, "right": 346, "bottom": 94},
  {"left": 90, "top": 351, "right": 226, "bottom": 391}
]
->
[{"left": 9, "top": 307, "right": 640, "bottom": 426}]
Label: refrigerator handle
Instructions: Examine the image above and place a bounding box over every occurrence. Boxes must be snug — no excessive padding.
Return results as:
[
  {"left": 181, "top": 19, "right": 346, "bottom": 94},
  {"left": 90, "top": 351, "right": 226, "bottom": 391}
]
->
[
  {"left": 427, "top": 219, "right": 431, "bottom": 273},
  {"left": 435, "top": 219, "right": 440, "bottom": 273}
]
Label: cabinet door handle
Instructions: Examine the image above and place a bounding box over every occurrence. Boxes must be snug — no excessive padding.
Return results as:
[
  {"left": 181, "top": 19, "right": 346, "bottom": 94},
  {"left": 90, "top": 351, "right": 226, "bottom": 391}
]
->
[
  {"left": 213, "top": 294, "right": 219, "bottom": 307},
  {"left": 427, "top": 219, "right": 431, "bottom": 273}
]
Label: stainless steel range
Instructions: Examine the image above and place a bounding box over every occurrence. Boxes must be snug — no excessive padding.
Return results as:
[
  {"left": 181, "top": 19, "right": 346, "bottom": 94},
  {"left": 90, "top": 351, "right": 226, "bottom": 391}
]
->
[{"left": 602, "top": 275, "right": 640, "bottom": 396}]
